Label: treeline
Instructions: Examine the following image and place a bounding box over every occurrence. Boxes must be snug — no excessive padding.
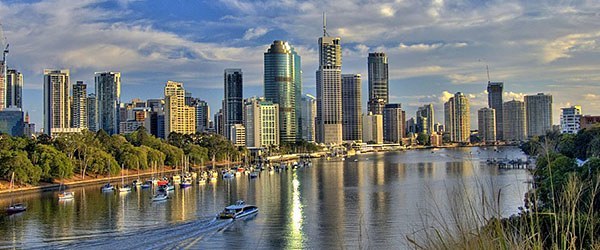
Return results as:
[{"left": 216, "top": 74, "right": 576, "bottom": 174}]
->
[{"left": 0, "top": 127, "right": 241, "bottom": 185}]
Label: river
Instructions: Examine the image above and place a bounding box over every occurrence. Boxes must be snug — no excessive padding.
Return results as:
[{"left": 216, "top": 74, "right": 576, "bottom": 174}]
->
[{"left": 0, "top": 146, "right": 530, "bottom": 249}]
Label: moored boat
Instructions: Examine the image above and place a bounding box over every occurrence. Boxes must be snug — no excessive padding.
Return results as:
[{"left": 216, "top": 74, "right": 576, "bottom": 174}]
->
[
  {"left": 101, "top": 183, "right": 114, "bottom": 192},
  {"left": 58, "top": 191, "right": 75, "bottom": 201},
  {"left": 6, "top": 203, "right": 26, "bottom": 215},
  {"left": 217, "top": 200, "right": 258, "bottom": 219},
  {"left": 152, "top": 191, "right": 169, "bottom": 202}
]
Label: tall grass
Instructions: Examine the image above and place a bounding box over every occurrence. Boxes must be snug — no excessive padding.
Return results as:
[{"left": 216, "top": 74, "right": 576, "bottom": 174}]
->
[{"left": 407, "top": 145, "right": 600, "bottom": 250}]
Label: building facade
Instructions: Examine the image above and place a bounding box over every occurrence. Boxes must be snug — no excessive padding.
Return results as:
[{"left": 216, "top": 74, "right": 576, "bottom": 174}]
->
[
  {"left": 503, "top": 100, "right": 527, "bottom": 141},
  {"left": 362, "top": 112, "right": 383, "bottom": 144},
  {"left": 525, "top": 93, "right": 553, "bottom": 137},
  {"left": 367, "top": 52, "right": 388, "bottom": 115},
  {"left": 95, "top": 71, "right": 121, "bottom": 135},
  {"left": 561, "top": 105, "right": 582, "bottom": 134},
  {"left": 230, "top": 124, "right": 246, "bottom": 147},
  {"left": 72, "top": 81, "right": 87, "bottom": 129},
  {"left": 164, "top": 81, "right": 196, "bottom": 136},
  {"left": 264, "top": 41, "right": 301, "bottom": 143},
  {"left": 477, "top": 107, "right": 496, "bottom": 143},
  {"left": 300, "top": 94, "right": 316, "bottom": 142},
  {"left": 315, "top": 27, "right": 343, "bottom": 145},
  {"left": 87, "top": 94, "right": 97, "bottom": 132},
  {"left": 5, "top": 69, "right": 22, "bottom": 109},
  {"left": 224, "top": 69, "right": 243, "bottom": 139},
  {"left": 341, "top": 74, "right": 362, "bottom": 142},
  {"left": 580, "top": 116, "right": 600, "bottom": 130},
  {"left": 43, "top": 69, "right": 71, "bottom": 135},
  {"left": 487, "top": 82, "right": 504, "bottom": 140},
  {"left": 383, "top": 103, "right": 405, "bottom": 144},
  {"left": 444, "top": 92, "right": 470, "bottom": 143},
  {"left": 192, "top": 99, "right": 210, "bottom": 133},
  {"left": 245, "top": 97, "right": 279, "bottom": 148},
  {"left": 416, "top": 104, "right": 434, "bottom": 134},
  {"left": 0, "top": 109, "right": 24, "bottom": 136}
]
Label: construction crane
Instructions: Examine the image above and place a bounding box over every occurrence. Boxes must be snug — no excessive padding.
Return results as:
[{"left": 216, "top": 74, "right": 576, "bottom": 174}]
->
[{"left": 0, "top": 22, "right": 7, "bottom": 65}]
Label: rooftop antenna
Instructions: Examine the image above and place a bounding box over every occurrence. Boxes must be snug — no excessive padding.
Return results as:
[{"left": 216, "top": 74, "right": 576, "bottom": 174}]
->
[
  {"left": 322, "top": 12, "right": 329, "bottom": 37},
  {"left": 486, "top": 64, "right": 491, "bottom": 83}
]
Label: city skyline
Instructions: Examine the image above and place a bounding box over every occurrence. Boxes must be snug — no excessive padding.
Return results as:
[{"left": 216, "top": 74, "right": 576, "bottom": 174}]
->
[{"left": 0, "top": 1, "right": 598, "bottom": 129}]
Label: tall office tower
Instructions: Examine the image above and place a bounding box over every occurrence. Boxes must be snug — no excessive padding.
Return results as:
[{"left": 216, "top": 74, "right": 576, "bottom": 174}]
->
[
  {"left": 264, "top": 40, "right": 301, "bottom": 143},
  {"left": 487, "top": 82, "right": 504, "bottom": 140},
  {"left": 503, "top": 100, "right": 527, "bottom": 141},
  {"left": 444, "top": 92, "right": 470, "bottom": 143},
  {"left": 215, "top": 108, "right": 224, "bottom": 136},
  {"left": 561, "top": 105, "right": 582, "bottom": 134},
  {"left": 525, "top": 93, "right": 553, "bottom": 137},
  {"left": 416, "top": 104, "right": 434, "bottom": 134},
  {"left": 164, "top": 81, "right": 196, "bottom": 136},
  {"left": 224, "top": 69, "right": 243, "bottom": 139},
  {"left": 478, "top": 107, "right": 496, "bottom": 143},
  {"left": 5, "top": 69, "right": 22, "bottom": 109},
  {"left": 72, "top": 81, "right": 88, "bottom": 129},
  {"left": 245, "top": 97, "right": 280, "bottom": 147},
  {"left": 383, "top": 103, "right": 405, "bottom": 143},
  {"left": 87, "top": 94, "right": 97, "bottom": 132},
  {"left": 342, "top": 74, "right": 362, "bottom": 141},
  {"left": 362, "top": 112, "right": 383, "bottom": 144},
  {"left": 192, "top": 99, "right": 210, "bottom": 133},
  {"left": 315, "top": 17, "right": 343, "bottom": 144},
  {"left": 406, "top": 118, "right": 416, "bottom": 135},
  {"left": 367, "top": 52, "right": 389, "bottom": 115},
  {"left": 43, "top": 69, "right": 71, "bottom": 135},
  {"left": 300, "top": 94, "right": 316, "bottom": 142},
  {"left": 95, "top": 72, "right": 121, "bottom": 135}
]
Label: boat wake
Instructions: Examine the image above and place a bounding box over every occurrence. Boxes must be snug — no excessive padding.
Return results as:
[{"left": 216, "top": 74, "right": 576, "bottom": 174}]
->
[{"left": 30, "top": 217, "right": 234, "bottom": 249}]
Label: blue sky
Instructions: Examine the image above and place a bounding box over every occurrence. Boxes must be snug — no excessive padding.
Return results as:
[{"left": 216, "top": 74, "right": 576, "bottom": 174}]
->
[{"left": 1, "top": 0, "right": 599, "bottom": 128}]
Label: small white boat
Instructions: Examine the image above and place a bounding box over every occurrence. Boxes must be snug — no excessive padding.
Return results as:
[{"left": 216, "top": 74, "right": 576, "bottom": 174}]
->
[
  {"left": 217, "top": 200, "right": 258, "bottom": 219},
  {"left": 119, "top": 185, "right": 132, "bottom": 193},
  {"left": 152, "top": 191, "right": 169, "bottom": 202},
  {"left": 58, "top": 191, "right": 75, "bottom": 201},
  {"left": 101, "top": 183, "right": 114, "bottom": 192}
]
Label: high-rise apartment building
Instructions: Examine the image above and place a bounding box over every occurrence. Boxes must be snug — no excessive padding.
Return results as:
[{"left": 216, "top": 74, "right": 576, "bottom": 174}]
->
[
  {"left": 383, "top": 103, "right": 405, "bottom": 144},
  {"left": 316, "top": 20, "right": 343, "bottom": 144},
  {"left": 561, "top": 105, "right": 582, "bottom": 134},
  {"left": 477, "top": 107, "right": 496, "bottom": 143},
  {"left": 72, "top": 81, "right": 87, "bottom": 129},
  {"left": 245, "top": 97, "right": 279, "bottom": 147},
  {"left": 503, "top": 100, "right": 527, "bottom": 141},
  {"left": 416, "top": 104, "right": 434, "bottom": 134},
  {"left": 342, "top": 74, "right": 362, "bottom": 142},
  {"left": 43, "top": 69, "right": 71, "bottom": 135},
  {"left": 444, "top": 92, "right": 470, "bottom": 143},
  {"left": 362, "top": 112, "right": 383, "bottom": 144},
  {"left": 224, "top": 69, "right": 243, "bottom": 139},
  {"left": 192, "top": 99, "right": 210, "bottom": 133},
  {"left": 5, "top": 69, "right": 22, "bottom": 109},
  {"left": 230, "top": 124, "right": 246, "bottom": 147},
  {"left": 164, "top": 81, "right": 196, "bottom": 136},
  {"left": 87, "top": 94, "right": 97, "bottom": 132},
  {"left": 264, "top": 40, "right": 301, "bottom": 143},
  {"left": 487, "top": 82, "right": 504, "bottom": 140},
  {"left": 300, "top": 94, "right": 316, "bottom": 142},
  {"left": 525, "top": 93, "right": 553, "bottom": 137},
  {"left": 95, "top": 72, "right": 121, "bottom": 135},
  {"left": 367, "top": 52, "right": 388, "bottom": 115}
]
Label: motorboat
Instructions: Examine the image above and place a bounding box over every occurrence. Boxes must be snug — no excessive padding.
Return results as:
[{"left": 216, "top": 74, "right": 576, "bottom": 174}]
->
[
  {"left": 101, "top": 183, "right": 115, "bottom": 192},
  {"left": 119, "top": 185, "right": 132, "bottom": 193},
  {"left": 180, "top": 178, "right": 192, "bottom": 188},
  {"left": 152, "top": 190, "right": 169, "bottom": 202},
  {"left": 6, "top": 203, "right": 26, "bottom": 215},
  {"left": 141, "top": 181, "right": 151, "bottom": 189},
  {"left": 249, "top": 171, "right": 259, "bottom": 179},
  {"left": 217, "top": 200, "right": 258, "bottom": 219},
  {"left": 58, "top": 191, "right": 75, "bottom": 201},
  {"left": 222, "top": 171, "right": 234, "bottom": 179}
]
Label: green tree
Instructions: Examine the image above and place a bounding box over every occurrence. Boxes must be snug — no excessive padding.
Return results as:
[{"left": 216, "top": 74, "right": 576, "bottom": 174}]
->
[
  {"left": 31, "top": 145, "right": 74, "bottom": 180},
  {"left": 0, "top": 150, "right": 42, "bottom": 185},
  {"left": 87, "top": 148, "right": 119, "bottom": 176}
]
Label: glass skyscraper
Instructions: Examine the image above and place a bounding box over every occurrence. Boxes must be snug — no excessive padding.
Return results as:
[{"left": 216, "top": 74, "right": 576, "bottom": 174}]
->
[
  {"left": 487, "top": 82, "right": 503, "bottom": 140},
  {"left": 264, "top": 40, "right": 301, "bottom": 143},
  {"left": 368, "top": 52, "right": 389, "bottom": 115},
  {"left": 95, "top": 71, "right": 121, "bottom": 135},
  {"left": 224, "top": 69, "right": 243, "bottom": 139}
]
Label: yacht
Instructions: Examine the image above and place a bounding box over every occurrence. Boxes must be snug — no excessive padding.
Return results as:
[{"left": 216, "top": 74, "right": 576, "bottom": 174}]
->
[
  {"left": 152, "top": 190, "right": 169, "bottom": 202},
  {"left": 217, "top": 200, "right": 258, "bottom": 219},
  {"left": 6, "top": 203, "right": 26, "bottom": 215},
  {"left": 222, "top": 171, "right": 234, "bottom": 179},
  {"left": 58, "top": 191, "right": 75, "bottom": 201},
  {"left": 101, "top": 183, "right": 115, "bottom": 192}
]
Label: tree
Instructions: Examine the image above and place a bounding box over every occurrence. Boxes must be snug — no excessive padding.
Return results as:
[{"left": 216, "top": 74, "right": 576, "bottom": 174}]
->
[
  {"left": 417, "top": 133, "right": 430, "bottom": 146},
  {"left": 87, "top": 147, "right": 119, "bottom": 176},
  {"left": 31, "top": 145, "right": 74, "bottom": 180},
  {"left": 0, "top": 150, "right": 42, "bottom": 185}
]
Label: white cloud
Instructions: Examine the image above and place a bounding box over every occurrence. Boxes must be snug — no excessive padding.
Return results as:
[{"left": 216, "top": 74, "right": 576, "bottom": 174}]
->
[{"left": 242, "top": 27, "right": 269, "bottom": 40}]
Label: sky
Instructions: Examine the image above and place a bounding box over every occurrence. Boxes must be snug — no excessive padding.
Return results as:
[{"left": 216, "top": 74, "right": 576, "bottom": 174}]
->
[{"left": 1, "top": 0, "right": 599, "bottom": 129}]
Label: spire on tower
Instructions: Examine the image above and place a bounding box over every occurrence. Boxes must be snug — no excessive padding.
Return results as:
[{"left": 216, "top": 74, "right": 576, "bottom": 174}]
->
[{"left": 322, "top": 12, "right": 329, "bottom": 37}]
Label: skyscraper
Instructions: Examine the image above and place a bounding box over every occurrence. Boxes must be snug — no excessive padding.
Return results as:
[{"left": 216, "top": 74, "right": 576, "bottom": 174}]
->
[
  {"left": 367, "top": 52, "right": 389, "bottom": 115},
  {"left": 245, "top": 97, "right": 279, "bottom": 147},
  {"left": 264, "top": 40, "right": 301, "bottom": 143},
  {"left": 416, "top": 104, "right": 434, "bottom": 134},
  {"left": 362, "top": 112, "right": 383, "bottom": 144},
  {"left": 383, "top": 103, "right": 405, "bottom": 144},
  {"left": 503, "top": 100, "right": 527, "bottom": 141},
  {"left": 95, "top": 71, "right": 121, "bottom": 135},
  {"left": 43, "top": 69, "right": 71, "bottom": 135},
  {"left": 478, "top": 107, "right": 496, "bottom": 143},
  {"left": 316, "top": 17, "right": 343, "bottom": 144},
  {"left": 192, "top": 99, "right": 210, "bottom": 133},
  {"left": 224, "top": 69, "right": 243, "bottom": 139},
  {"left": 342, "top": 74, "right": 362, "bottom": 142},
  {"left": 487, "top": 82, "right": 503, "bottom": 140},
  {"left": 164, "top": 81, "right": 196, "bottom": 136},
  {"left": 72, "top": 81, "right": 87, "bottom": 129},
  {"left": 5, "top": 69, "right": 22, "bottom": 109},
  {"left": 444, "top": 92, "right": 470, "bottom": 143},
  {"left": 300, "top": 94, "right": 316, "bottom": 142},
  {"left": 561, "top": 105, "right": 582, "bottom": 134},
  {"left": 87, "top": 94, "right": 97, "bottom": 132},
  {"left": 525, "top": 93, "right": 553, "bottom": 137}
]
